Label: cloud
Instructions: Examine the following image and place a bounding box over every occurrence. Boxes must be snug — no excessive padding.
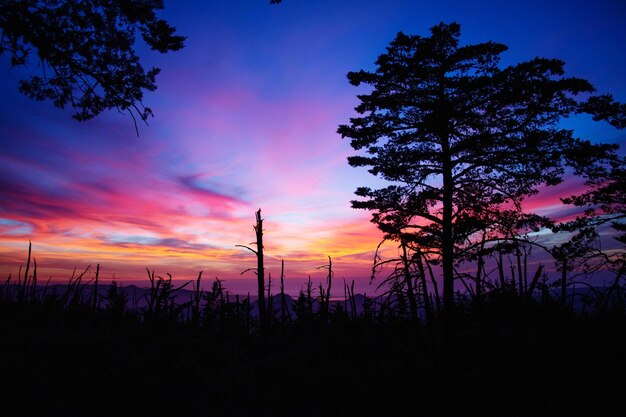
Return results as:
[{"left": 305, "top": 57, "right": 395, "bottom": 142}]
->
[
  {"left": 0, "top": 218, "right": 34, "bottom": 236},
  {"left": 105, "top": 235, "right": 216, "bottom": 251}
]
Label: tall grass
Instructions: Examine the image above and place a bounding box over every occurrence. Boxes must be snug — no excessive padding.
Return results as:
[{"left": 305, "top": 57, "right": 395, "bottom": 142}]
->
[{"left": 1, "top": 243, "right": 625, "bottom": 417}]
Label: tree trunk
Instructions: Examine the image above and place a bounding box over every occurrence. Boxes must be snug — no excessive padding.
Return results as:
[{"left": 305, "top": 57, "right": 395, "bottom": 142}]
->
[
  {"left": 280, "top": 259, "right": 287, "bottom": 324},
  {"left": 255, "top": 209, "right": 267, "bottom": 330},
  {"left": 475, "top": 254, "right": 483, "bottom": 308},
  {"left": 475, "top": 235, "right": 486, "bottom": 308},
  {"left": 325, "top": 256, "right": 332, "bottom": 319},
  {"left": 401, "top": 241, "right": 419, "bottom": 324},
  {"left": 497, "top": 251, "right": 506, "bottom": 290},
  {"left": 516, "top": 246, "right": 524, "bottom": 297},
  {"left": 441, "top": 135, "right": 455, "bottom": 317},
  {"left": 424, "top": 252, "right": 441, "bottom": 314},
  {"left": 416, "top": 249, "right": 433, "bottom": 325},
  {"left": 437, "top": 72, "right": 455, "bottom": 318},
  {"left": 560, "top": 259, "right": 568, "bottom": 307}
]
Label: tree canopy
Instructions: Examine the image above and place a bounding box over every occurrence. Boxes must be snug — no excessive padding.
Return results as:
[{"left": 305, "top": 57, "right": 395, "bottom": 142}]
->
[
  {"left": 0, "top": 0, "right": 186, "bottom": 131},
  {"left": 338, "top": 22, "right": 624, "bottom": 314}
]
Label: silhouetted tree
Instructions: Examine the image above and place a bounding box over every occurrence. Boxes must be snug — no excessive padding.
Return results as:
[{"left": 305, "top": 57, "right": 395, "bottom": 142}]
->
[
  {"left": 550, "top": 227, "right": 599, "bottom": 306},
  {"left": 316, "top": 256, "right": 333, "bottom": 321},
  {"left": 338, "top": 22, "right": 623, "bottom": 316},
  {"left": 279, "top": 259, "right": 288, "bottom": 324},
  {"left": 104, "top": 279, "right": 128, "bottom": 317},
  {"left": 554, "top": 153, "right": 626, "bottom": 293},
  {"left": 561, "top": 154, "right": 626, "bottom": 244},
  {"left": 0, "top": 0, "right": 185, "bottom": 131},
  {"left": 237, "top": 209, "right": 267, "bottom": 331},
  {"left": 371, "top": 237, "right": 421, "bottom": 323}
]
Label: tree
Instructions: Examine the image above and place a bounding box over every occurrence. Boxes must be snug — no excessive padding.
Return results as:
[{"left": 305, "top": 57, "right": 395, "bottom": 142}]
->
[
  {"left": 338, "top": 22, "right": 622, "bottom": 316},
  {"left": 556, "top": 153, "right": 626, "bottom": 289},
  {"left": 237, "top": 209, "right": 267, "bottom": 331},
  {"left": 0, "top": 0, "right": 185, "bottom": 133},
  {"left": 562, "top": 153, "right": 626, "bottom": 244}
]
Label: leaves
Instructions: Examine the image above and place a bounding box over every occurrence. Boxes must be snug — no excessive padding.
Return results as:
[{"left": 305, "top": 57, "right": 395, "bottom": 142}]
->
[
  {"left": 559, "top": 155, "right": 626, "bottom": 243},
  {"left": 341, "top": 23, "right": 591, "bottom": 236},
  {"left": 580, "top": 94, "right": 626, "bottom": 129},
  {"left": 339, "top": 22, "right": 623, "bottom": 308},
  {"left": 0, "top": 0, "right": 186, "bottom": 131}
]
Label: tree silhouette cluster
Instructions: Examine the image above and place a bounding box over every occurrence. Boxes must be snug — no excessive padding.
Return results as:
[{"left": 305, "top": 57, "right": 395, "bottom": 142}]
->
[
  {"left": 339, "top": 22, "right": 625, "bottom": 317},
  {"left": 2, "top": 242, "right": 626, "bottom": 417},
  {"left": 0, "top": 12, "right": 625, "bottom": 416}
]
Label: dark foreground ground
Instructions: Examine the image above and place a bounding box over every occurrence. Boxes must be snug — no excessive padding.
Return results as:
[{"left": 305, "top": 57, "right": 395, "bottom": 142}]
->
[{"left": 1, "top": 298, "right": 625, "bottom": 417}]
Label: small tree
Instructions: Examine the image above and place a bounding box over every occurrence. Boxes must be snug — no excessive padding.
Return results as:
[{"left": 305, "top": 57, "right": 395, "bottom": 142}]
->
[
  {"left": 338, "top": 22, "right": 622, "bottom": 316},
  {"left": 104, "top": 280, "right": 128, "bottom": 317}
]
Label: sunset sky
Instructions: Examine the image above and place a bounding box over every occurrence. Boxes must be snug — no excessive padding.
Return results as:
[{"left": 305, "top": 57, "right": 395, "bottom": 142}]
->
[{"left": 1, "top": 0, "right": 625, "bottom": 294}]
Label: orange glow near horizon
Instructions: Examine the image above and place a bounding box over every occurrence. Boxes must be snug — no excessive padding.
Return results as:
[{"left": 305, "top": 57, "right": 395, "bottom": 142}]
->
[{"left": 0, "top": 209, "right": 385, "bottom": 292}]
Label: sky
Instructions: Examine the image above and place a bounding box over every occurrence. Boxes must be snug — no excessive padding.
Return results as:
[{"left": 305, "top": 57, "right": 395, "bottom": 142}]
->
[{"left": 0, "top": 0, "right": 625, "bottom": 294}]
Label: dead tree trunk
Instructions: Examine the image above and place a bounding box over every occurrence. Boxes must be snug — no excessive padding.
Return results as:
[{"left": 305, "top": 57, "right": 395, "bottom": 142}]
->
[
  {"left": 316, "top": 256, "right": 333, "bottom": 320},
  {"left": 560, "top": 259, "right": 568, "bottom": 308},
  {"left": 236, "top": 209, "right": 267, "bottom": 331},
  {"left": 280, "top": 259, "right": 287, "bottom": 324},
  {"left": 416, "top": 250, "right": 433, "bottom": 324},
  {"left": 401, "top": 241, "right": 419, "bottom": 324},
  {"left": 254, "top": 209, "right": 266, "bottom": 329}
]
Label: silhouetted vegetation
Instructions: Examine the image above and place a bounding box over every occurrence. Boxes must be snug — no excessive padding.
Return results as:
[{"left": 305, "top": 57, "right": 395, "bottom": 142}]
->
[
  {"left": 237, "top": 208, "right": 268, "bottom": 332},
  {"left": 0, "top": 1, "right": 281, "bottom": 132},
  {"left": 1, "top": 19, "right": 625, "bottom": 417},
  {"left": 1, "top": 232, "right": 626, "bottom": 416},
  {"left": 338, "top": 22, "right": 625, "bottom": 318},
  {"left": 0, "top": 0, "right": 185, "bottom": 131}
]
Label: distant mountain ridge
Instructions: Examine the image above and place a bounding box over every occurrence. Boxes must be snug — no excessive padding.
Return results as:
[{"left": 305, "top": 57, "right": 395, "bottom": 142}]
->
[{"left": 7, "top": 282, "right": 618, "bottom": 318}]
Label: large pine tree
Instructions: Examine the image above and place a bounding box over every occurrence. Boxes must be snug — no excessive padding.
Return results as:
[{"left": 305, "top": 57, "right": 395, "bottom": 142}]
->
[{"left": 338, "top": 22, "right": 622, "bottom": 315}]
